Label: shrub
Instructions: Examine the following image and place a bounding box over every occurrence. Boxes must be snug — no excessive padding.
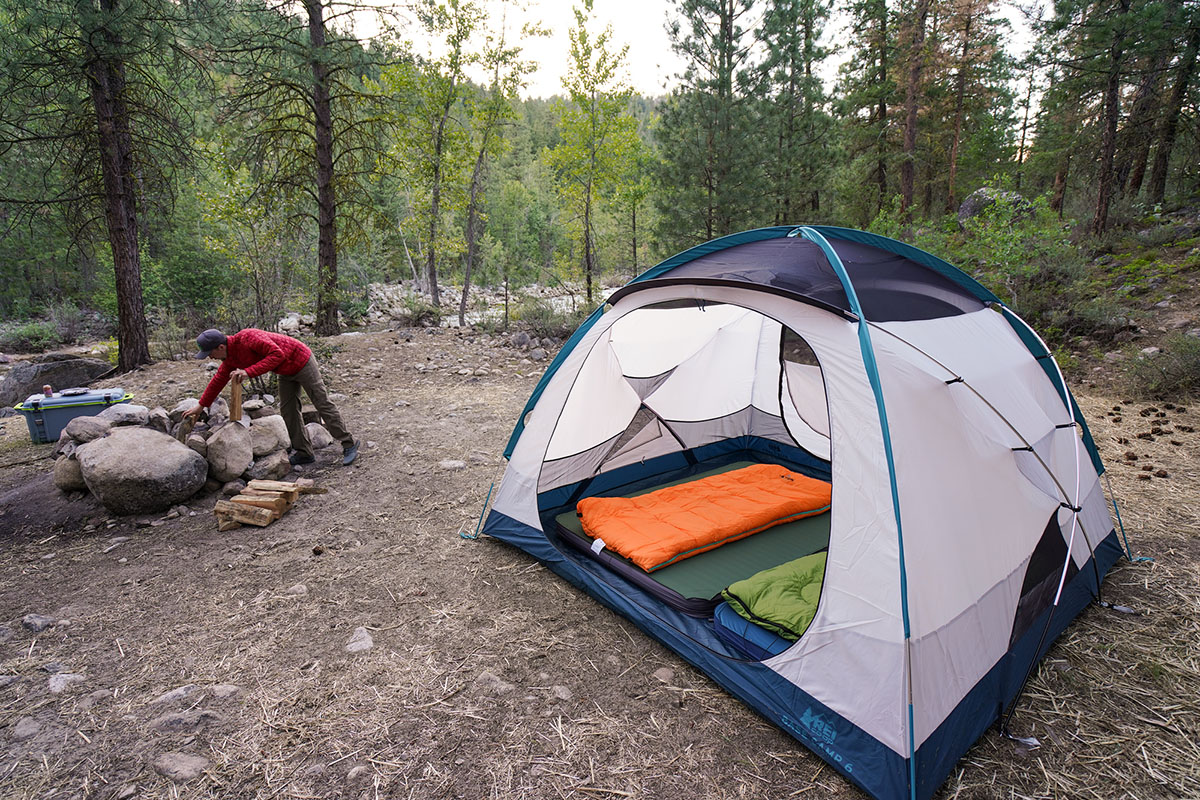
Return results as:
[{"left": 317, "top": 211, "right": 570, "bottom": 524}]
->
[
  {"left": 512, "top": 297, "right": 588, "bottom": 339},
  {"left": 0, "top": 320, "right": 60, "bottom": 353},
  {"left": 391, "top": 293, "right": 442, "bottom": 328},
  {"left": 1125, "top": 334, "right": 1200, "bottom": 398}
]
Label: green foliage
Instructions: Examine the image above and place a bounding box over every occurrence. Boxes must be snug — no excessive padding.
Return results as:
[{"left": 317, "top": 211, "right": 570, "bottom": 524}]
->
[
  {"left": 1125, "top": 334, "right": 1200, "bottom": 398},
  {"left": 870, "top": 192, "right": 1130, "bottom": 347},
  {"left": 0, "top": 320, "right": 59, "bottom": 353}
]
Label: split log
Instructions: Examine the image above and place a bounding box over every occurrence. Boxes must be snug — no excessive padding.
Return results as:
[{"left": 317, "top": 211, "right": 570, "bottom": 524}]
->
[
  {"left": 229, "top": 494, "right": 291, "bottom": 515},
  {"left": 240, "top": 487, "right": 299, "bottom": 503},
  {"left": 248, "top": 478, "right": 326, "bottom": 496},
  {"left": 213, "top": 499, "right": 275, "bottom": 527}
]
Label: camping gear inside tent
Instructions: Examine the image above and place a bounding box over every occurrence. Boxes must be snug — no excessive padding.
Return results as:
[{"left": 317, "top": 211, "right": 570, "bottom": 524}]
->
[{"left": 481, "top": 225, "right": 1127, "bottom": 800}]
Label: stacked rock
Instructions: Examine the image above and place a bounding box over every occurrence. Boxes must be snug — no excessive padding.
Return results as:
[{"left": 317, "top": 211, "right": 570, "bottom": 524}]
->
[{"left": 51, "top": 397, "right": 336, "bottom": 516}]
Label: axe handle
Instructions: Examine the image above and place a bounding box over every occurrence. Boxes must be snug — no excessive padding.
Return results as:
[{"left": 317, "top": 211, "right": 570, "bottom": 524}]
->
[{"left": 231, "top": 378, "right": 243, "bottom": 421}]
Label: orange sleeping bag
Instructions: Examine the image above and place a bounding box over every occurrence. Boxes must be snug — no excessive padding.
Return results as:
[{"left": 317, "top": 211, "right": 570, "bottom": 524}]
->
[{"left": 576, "top": 464, "right": 832, "bottom": 573}]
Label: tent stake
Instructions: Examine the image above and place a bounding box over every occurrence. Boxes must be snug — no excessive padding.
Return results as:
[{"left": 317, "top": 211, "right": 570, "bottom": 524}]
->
[{"left": 461, "top": 482, "right": 495, "bottom": 540}]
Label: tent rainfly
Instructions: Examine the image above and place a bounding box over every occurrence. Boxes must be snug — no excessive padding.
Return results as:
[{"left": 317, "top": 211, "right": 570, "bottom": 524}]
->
[{"left": 481, "top": 225, "right": 1128, "bottom": 800}]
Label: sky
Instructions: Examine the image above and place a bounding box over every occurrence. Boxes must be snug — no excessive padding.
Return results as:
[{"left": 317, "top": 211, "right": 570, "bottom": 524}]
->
[
  {"left": 353, "top": 0, "right": 1031, "bottom": 101},
  {"left": 352, "top": 0, "right": 705, "bottom": 99}
]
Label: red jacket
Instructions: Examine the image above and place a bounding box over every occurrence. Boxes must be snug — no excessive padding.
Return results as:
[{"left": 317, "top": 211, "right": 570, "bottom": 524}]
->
[{"left": 199, "top": 329, "right": 312, "bottom": 408}]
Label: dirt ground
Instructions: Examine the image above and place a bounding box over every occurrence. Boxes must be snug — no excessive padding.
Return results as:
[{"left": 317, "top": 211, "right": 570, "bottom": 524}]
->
[{"left": 0, "top": 327, "right": 1197, "bottom": 800}]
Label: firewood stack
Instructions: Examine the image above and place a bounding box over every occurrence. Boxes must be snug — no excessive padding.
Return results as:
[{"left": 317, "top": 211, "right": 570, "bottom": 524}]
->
[{"left": 213, "top": 478, "right": 326, "bottom": 531}]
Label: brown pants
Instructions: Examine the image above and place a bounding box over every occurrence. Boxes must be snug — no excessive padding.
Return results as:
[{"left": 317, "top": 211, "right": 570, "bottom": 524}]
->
[{"left": 279, "top": 357, "right": 352, "bottom": 458}]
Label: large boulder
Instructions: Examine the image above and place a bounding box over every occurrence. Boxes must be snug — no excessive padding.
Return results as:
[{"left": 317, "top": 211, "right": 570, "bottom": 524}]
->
[
  {"left": 0, "top": 355, "right": 113, "bottom": 407},
  {"left": 53, "top": 456, "right": 87, "bottom": 493},
  {"left": 76, "top": 428, "right": 207, "bottom": 515},
  {"left": 956, "top": 187, "right": 1035, "bottom": 229},
  {"left": 249, "top": 415, "right": 290, "bottom": 457},
  {"left": 206, "top": 422, "right": 253, "bottom": 483}
]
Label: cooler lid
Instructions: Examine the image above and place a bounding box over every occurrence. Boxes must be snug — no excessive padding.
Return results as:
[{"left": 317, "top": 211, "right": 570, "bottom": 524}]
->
[{"left": 16, "top": 387, "right": 129, "bottom": 410}]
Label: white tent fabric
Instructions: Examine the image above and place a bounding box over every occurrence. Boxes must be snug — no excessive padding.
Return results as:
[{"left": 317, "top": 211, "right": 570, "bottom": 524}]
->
[{"left": 493, "top": 282, "right": 1110, "bottom": 760}]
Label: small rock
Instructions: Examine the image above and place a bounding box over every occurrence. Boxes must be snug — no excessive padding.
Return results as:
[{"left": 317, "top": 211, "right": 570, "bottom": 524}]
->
[
  {"left": 529, "top": 348, "right": 547, "bottom": 361},
  {"left": 151, "top": 684, "right": 199, "bottom": 705},
  {"left": 114, "top": 784, "right": 137, "bottom": 800},
  {"left": 652, "top": 667, "right": 675, "bottom": 684},
  {"left": 210, "top": 684, "right": 241, "bottom": 699},
  {"left": 1141, "top": 346, "right": 1161, "bottom": 356},
  {"left": 22, "top": 613, "right": 56, "bottom": 633},
  {"left": 475, "top": 671, "right": 516, "bottom": 694},
  {"left": 345, "top": 627, "right": 373, "bottom": 653},
  {"left": 0, "top": 625, "right": 11, "bottom": 643},
  {"left": 222, "top": 480, "right": 246, "bottom": 496},
  {"left": 65, "top": 415, "right": 112, "bottom": 443},
  {"left": 439, "top": 460, "right": 467, "bottom": 471},
  {"left": 284, "top": 584, "right": 308, "bottom": 596},
  {"left": 96, "top": 403, "right": 150, "bottom": 427},
  {"left": 153, "top": 751, "right": 210, "bottom": 782},
  {"left": 552, "top": 685, "right": 573, "bottom": 701},
  {"left": 42, "top": 662, "right": 66, "bottom": 673},
  {"left": 12, "top": 716, "right": 42, "bottom": 741},
  {"left": 306, "top": 422, "right": 335, "bottom": 450},
  {"left": 79, "top": 689, "right": 112, "bottom": 710},
  {"left": 347, "top": 765, "right": 371, "bottom": 782},
  {"left": 48, "top": 673, "right": 86, "bottom": 693},
  {"left": 400, "top": 444, "right": 415, "bottom": 456},
  {"left": 147, "top": 407, "right": 171, "bottom": 433},
  {"left": 0, "top": 675, "right": 18, "bottom": 688}
]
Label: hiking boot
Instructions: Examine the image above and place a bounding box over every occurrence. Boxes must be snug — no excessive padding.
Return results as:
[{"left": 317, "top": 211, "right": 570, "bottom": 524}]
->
[
  {"left": 288, "top": 451, "right": 315, "bottom": 466},
  {"left": 342, "top": 439, "right": 360, "bottom": 466}
]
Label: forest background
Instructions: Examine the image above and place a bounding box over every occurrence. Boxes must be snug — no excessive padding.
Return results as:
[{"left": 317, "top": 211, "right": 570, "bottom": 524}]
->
[{"left": 1, "top": 0, "right": 1198, "bottom": 390}]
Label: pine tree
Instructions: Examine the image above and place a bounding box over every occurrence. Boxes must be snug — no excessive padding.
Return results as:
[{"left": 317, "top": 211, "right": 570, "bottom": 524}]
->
[
  {"left": 758, "top": 0, "right": 834, "bottom": 223},
  {"left": 0, "top": 0, "right": 203, "bottom": 369},
  {"left": 654, "top": 0, "right": 762, "bottom": 250}
]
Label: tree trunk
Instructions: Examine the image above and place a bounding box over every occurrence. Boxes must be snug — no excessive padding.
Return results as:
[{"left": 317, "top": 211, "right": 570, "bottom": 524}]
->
[
  {"left": 583, "top": 186, "right": 594, "bottom": 304},
  {"left": 875, "top": 2, "right": 889, "bottom": 211},
  {"left": 1090, "top": 0, "right": 1130, "bottom": 236},
  {"left": 86, "top": 0, "right": 150, "bottom": 372},
  {"left": 899, "top": 0, "right": 931, "bottom": 221},
  {"left": 945, "top": 14, "right": 972, "bottom": 214},
  {"left": 307, "top": 0, "right": 340, "bottom": 336},
  {"left": 1051, "top": 152, "right": 1070, "bottom": 218},
  {"left": 1118, "top": 53, "right": 1167, "bottom": 197},
  {"left": 631, "top": 202, "right": 638, "bottom": 279},
  {"left": 459, "top": 145, "right": 488, "bottom": 327},
  {"left": 1015, "top": 66, "right": 1034, "bottom": 192},
  {"left": 1149, "top": 22, "right": 1200, "bottom": 205}
]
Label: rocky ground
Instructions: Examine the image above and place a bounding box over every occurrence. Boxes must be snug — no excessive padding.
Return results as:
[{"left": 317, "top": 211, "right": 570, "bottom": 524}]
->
[{"left": 0, "top": 326, "right": 1197, "bottom": 800}]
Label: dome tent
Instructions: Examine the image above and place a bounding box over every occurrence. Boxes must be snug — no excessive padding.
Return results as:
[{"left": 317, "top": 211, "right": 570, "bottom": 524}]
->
[{"left": 481, "top": 225, "right": 1126, "bottom": 800}]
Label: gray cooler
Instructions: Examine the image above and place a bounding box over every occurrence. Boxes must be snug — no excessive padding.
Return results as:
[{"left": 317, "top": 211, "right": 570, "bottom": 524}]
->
[{"left": 14, "top": 387, "right": 132, "bottom": 444}]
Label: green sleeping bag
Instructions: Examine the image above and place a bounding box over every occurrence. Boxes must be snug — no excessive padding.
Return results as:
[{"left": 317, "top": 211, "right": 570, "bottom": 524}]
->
[{"left": 721, "top": 551, "right": 827, "bottom": 641}]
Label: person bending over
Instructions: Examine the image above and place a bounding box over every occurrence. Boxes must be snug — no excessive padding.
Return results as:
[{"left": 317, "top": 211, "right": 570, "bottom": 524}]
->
[{"left": 185, "top": 328, "right": 358, "bottom": 466}]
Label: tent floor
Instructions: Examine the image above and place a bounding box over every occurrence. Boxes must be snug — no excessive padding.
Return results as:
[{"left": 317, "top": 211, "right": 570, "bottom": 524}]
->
[{"left": 549, "top": 461, "right": 831, "bottom": 617}]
